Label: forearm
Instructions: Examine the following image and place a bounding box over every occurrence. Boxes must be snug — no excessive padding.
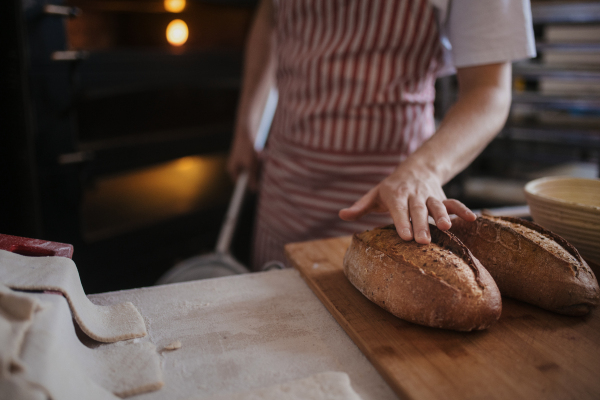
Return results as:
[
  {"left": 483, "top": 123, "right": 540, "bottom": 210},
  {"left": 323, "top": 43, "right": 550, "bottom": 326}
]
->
[
  {"left": 227, "top": 0, "right": 275, "bottom": 185},
  {"left": 400, "top": 62, "right": 512, "bottom": 184},
  {"left": 235, "top": 0, "right": 276, "bottom": 144}
]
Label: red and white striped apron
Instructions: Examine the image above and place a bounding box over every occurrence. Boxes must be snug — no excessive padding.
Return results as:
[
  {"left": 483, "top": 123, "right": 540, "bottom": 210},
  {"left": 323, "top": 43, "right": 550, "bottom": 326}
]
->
[{"left": 253, "top": 0, "right": 444, "bottom": 269}]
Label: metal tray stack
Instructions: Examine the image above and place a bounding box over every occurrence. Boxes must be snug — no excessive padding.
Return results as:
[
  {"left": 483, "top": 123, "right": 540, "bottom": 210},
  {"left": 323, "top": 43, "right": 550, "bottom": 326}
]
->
[{"left": 455, "top": 1, "right": 600, "bottom": 207}]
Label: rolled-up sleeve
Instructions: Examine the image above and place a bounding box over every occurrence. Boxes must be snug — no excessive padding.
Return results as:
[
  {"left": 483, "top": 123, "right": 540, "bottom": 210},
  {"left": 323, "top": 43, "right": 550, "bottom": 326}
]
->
[{"left": 444, "top": 0, "right": 536, "bottom": 68}]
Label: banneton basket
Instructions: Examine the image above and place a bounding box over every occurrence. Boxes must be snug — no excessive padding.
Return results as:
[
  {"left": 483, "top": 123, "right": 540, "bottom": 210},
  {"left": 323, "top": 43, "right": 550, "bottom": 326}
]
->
[{"left": 524, "top": 176, "right": 600, "bottom": 265}]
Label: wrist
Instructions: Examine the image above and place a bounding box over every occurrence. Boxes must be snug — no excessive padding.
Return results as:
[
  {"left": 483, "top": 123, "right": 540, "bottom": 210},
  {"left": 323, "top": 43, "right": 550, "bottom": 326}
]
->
[{"left": 398, "top": 154, "right": 450, "bottom": 185}]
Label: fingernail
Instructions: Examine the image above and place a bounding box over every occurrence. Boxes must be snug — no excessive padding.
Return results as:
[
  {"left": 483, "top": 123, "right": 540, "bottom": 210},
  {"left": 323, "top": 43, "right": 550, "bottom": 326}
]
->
[
  {"left": 401, "top": 228, "right": 411, "bottom": 238},
  {"left": 437, "top": 217, "right": 450, "bottom": 226},
  {"left": 417, "top": 230, "right": 429, "bottom": 240}
]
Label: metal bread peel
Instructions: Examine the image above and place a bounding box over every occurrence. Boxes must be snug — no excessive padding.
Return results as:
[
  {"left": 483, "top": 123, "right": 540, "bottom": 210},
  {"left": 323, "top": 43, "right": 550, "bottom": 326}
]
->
[
  {"left": 156, "top": 88, "right": 279, "bottom": 283},
  {"left": 155, "top": 170, "right": 250, "bottom": 284}
]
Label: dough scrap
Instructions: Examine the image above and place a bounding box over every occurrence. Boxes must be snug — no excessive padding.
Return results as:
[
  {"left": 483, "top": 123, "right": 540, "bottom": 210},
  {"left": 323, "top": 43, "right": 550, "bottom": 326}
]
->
[
  {"left": 1, "top": 285, "right": 163, "bottom": 399},
  {"left": 0, "top": 283, "right": 40, "bottom": 376},
  {"left": 162, "top": 340, "right": 182, "bottom": 351},
  {"left": 93, "top": 341, "right": 164, "bottom": 397},
  {"left": 20, "top": 293, "right": 163, "bottom": 399},
  {"left": 197, "top": 372, "right": 363, "bottom": 400},
  {"left": 0, "top": 250, "right": 147, "bottom": 342},
  {"left": 0, "top": 282, "right": 41, "bottom": 321},
  {"left": 18, "top": 294, "right": 121, "bottom": 400},
  {"left": 0, "top": 284, "right": 49, "bottom": 400},
  {"left": 0, "top": 373, "right": 47, "bottom": 400}
]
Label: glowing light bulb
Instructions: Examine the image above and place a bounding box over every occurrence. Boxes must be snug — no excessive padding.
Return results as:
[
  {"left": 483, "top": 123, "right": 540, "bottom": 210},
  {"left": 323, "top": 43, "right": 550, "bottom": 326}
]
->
[
  {"left": 166, "top": 19, "right": 188, "bottom": 46},
  {"left": 164, "top": 0, "right": 186, "bottom": 13}
]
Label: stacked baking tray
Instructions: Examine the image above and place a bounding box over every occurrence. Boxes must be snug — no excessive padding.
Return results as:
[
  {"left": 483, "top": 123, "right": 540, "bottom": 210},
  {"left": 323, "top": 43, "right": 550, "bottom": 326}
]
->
[{"left": 461, "top": 1, "right": 600, "bottom": 206}]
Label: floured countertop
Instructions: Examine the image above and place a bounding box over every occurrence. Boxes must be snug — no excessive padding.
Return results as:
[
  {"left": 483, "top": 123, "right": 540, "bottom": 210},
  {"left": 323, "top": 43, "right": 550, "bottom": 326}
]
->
[{"left": 88, "top": 269, "right": 398, "bottom": 400}]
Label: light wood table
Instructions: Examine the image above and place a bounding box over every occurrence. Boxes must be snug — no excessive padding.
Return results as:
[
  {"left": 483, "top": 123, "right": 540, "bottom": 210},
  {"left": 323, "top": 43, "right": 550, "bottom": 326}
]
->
[
  {"left": 89, "top": 269, "right": 398, "bottom": 400},
  {"left": 286, "top": 236, "right": 600, "bottom": 400}
]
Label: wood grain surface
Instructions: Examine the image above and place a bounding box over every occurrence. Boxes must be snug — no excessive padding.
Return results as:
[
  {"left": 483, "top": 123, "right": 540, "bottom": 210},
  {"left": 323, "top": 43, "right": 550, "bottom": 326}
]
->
[{"left": 285, "top": 236, "right": 600, "bottom": 400}]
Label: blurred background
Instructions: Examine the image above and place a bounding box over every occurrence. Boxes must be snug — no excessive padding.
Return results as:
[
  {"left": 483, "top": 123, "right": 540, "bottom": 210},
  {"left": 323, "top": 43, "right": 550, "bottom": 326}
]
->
[{"left": 1, "top": 0, "right": 599, "bottom": 293}]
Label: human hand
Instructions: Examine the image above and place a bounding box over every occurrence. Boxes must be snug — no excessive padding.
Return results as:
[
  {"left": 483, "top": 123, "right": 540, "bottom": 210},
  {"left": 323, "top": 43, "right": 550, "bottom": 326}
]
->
[
  {"left": 338, "top": 163, "right": 476, "bottom": 244},
  {"left": 226, "top": 127, "right": 260, "bottom": 191}
]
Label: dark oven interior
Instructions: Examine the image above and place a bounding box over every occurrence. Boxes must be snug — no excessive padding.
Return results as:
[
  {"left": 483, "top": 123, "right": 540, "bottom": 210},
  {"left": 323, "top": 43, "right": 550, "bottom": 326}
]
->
[{"left": 2, "top": 0, "right": 257, "bottom": 293}]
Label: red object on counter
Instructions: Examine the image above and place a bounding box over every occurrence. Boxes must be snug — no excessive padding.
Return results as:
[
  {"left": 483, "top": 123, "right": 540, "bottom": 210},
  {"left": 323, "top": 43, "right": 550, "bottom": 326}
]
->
[{"left": 0, "top": 234, "right": 74, "bottom": 259}]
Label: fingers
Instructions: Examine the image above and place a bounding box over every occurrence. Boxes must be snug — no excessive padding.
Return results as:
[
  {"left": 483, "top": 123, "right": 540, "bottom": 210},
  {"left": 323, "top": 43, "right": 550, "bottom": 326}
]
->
[
  {"left": 227, "top": 152, "right": 248, "bottom": 183},
  {"left": 228, "top": 128, "right": 258, "bottom": 183},
  {"left": 340, "top": 186, "right": 415, "bottom": 241},
  {"left": 395, "top": 195, "right": 462, "bottom": 242},
  {"left": 408, "top": 197, "right": 431, "bottom": 244},
  {"left": 339, "top": 180, "right": 475, "bottom": 244},
  {"left": 389, "top": 201, "right": 413, "bottom": 241},
  {"left": 228, "top": 158, "right": 255, "bottom": 190},
  {"left": 247, "top": 168, "right": 259, "bottom": 192},
  {"left": 427, "top": 197, "right": 452, "bottom": 231},
  {"left": 339, "top": 187, "right": 379, "bottom": 221},
  {"left": 443, "top": 199, "right": 477, "bottom": 222},
  {"left": 409, "top": 198, "right": 476, "bottom": 238},
  {"left": 226, "top": 157, "right": 239, "bottom": 181}
]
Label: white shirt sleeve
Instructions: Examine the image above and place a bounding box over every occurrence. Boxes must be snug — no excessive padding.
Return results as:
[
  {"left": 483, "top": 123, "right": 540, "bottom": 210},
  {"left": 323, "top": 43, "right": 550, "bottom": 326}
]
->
[{"left": 436, "top": 0, "right": 536, "bottom": 73}]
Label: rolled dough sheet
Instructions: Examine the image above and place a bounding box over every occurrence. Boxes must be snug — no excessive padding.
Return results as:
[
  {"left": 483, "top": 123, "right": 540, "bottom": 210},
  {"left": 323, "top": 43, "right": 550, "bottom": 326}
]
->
[
  {"left": 21, "top": 293, "right": 164, "bottom": 399},
  {"left": 0, "top": 284, "right": 45, "bottom": 400},
  {"left": 0, "top": 373, "right": 47, "bottom": 400},
  {"left": 197, "top": 372, "right": 363, "bottom": 400},
  {"left": 0, "top": 283, "right": 39, "bottom": 375},
  {"left": 0, "top": 250, "right": 147, "bottom": 342}
]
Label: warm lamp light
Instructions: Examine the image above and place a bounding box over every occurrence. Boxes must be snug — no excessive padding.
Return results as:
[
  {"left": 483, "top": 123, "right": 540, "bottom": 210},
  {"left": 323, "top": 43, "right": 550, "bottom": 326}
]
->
[
  {"left": 166, "top": 19, "right": 188, "bottom": 46},
  {"left": 164, "top": 0, "right": 186, "bottom": 13}
]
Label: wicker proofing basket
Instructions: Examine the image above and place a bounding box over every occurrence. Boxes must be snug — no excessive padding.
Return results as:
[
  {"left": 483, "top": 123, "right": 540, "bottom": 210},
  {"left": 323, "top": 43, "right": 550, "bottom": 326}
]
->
[{"left": 524, "top": 176, "right": 600, "bottom": 265}]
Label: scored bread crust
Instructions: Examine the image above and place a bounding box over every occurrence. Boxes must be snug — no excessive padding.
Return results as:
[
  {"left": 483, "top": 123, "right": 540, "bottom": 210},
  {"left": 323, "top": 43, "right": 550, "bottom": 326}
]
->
[
  {"left": 449, "top": 215, "right": 600, "bottom": 316},
  {"left": 343, "top": 225, "right": 502, "bottom": 331}
]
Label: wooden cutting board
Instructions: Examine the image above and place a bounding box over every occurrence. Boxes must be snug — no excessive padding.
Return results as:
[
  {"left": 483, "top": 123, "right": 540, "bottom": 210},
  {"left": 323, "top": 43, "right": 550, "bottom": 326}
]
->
[{"left": 285, "top": 236, "right": 600, "bottom": 400}]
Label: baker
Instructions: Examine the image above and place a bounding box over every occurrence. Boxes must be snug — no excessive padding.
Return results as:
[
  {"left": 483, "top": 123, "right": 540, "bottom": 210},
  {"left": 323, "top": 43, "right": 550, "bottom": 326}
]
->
[{"left": 227, "top": 0, "right": 536, "bottom": 270}]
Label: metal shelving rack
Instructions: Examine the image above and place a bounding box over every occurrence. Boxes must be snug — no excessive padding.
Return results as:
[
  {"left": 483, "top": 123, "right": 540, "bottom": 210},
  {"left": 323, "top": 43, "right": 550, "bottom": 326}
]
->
[
  {"left": 452, "top": 1, "right": 600, "bottom": 207},
  {"left": 503, "top": 1, "right": 600, "bottom": 169}
]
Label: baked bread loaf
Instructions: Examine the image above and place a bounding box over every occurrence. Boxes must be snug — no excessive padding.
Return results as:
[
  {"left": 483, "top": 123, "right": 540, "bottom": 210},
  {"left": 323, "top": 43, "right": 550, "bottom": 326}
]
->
[
  {"left": 449, "top": 215, "right": 600, "bottom": 316},
  {"left": 343, "top": 224, "right": 502, "bottom": 331}
]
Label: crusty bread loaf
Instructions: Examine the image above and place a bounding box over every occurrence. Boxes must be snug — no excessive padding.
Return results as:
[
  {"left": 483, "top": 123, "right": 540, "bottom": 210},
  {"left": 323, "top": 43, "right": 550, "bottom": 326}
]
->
[
  {"left": 449, "top": 215, "right": 600, "bottom": 316},
  {"left": 343, "top": 224, "right": 502, "bottom": 331}
]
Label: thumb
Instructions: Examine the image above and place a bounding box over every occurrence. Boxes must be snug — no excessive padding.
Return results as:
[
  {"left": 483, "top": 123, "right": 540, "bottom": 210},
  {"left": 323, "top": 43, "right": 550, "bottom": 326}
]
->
[{"left": 339, "top": 187, "right": 379, "bottom": 221}]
